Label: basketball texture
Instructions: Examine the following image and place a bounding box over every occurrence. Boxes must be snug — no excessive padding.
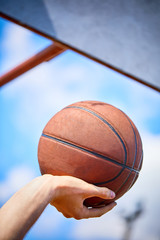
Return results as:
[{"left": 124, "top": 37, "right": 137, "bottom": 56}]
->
[{"left": 38, "top": 101, "right": 143, "bottom": 207}]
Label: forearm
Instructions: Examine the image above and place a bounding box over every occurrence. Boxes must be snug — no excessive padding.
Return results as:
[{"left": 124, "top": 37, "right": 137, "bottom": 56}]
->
[{"left": 0, "top": 174, "right": 56, "bottom": 240}]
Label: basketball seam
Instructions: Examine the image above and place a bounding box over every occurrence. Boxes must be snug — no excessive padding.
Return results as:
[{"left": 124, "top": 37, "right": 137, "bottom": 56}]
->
[
  {"left": 128, "top": 172, "right": 139, "bottom": 190},
  {"left": 121, "top": 110, "right": 143, "bottom": 172},
  {"left": 106, "top": 107, "right": 142, "bottom": 196},
  {"left": 97, "top": 109, "right": 139, "bottom": 194},
  {"left": 94, "top": 168, "right": 125, "bottom": 185},
  {"left": 41, "top": 133, "right": 139, "bottom": 175},
  {"left": 115, "top": 171, "right": 138, "bottom": 197},
  {"left": 41, "top": 134, "right": 132, "bottom": 185},
  {"left": 119, "top": 110, "right": 138, "bottom": 170},
  {"left": 43, "top": 130, "right": 121, "bottom": 162},
  {"left": 138, "top": 152, "right": 143, "bottom": 171},
  {"left": 115, "top": 170, "right": 132, "bottom": 194},
  {"left": 96, "top": 109, "right": 141, "bottom": 194},
  {"left": 65, "top": 105, "right": 128, "bottom": 165}
]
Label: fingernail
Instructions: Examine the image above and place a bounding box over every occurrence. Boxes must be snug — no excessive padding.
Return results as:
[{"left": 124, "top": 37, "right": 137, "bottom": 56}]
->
[{"left": 110, "top": 191, "right": 116, "bottom": 198}]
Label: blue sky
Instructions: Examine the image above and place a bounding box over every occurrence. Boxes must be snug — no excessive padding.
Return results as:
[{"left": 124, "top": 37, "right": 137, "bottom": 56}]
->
[{"left": 0, "top": 17, "right": 160, "bottom": 240}]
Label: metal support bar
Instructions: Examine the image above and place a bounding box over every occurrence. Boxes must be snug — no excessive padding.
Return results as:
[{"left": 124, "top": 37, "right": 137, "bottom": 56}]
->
[{"left": 0, "top": 43, "right": 67, "bottom": 87}]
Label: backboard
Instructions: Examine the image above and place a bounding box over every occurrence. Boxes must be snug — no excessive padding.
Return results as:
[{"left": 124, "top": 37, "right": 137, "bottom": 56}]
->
[{"left": 1, "top": 0, "right": 160, "bottom": 91}]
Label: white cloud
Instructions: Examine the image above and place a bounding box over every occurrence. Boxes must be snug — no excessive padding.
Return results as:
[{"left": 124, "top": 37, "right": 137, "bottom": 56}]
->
[
  {"left": 1, "top": 22, "right": 34, "bottom": 74},
  {"left": 0, "top": 165, "right": 36, "bottom": 203},
  {"left": 71, "top": 212, "right": 124, "bottom": 240}
]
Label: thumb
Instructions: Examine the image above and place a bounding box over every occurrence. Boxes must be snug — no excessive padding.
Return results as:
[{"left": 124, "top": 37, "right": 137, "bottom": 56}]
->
[{"left": 84, "top": 185, "right": 116, "bottom": 200}]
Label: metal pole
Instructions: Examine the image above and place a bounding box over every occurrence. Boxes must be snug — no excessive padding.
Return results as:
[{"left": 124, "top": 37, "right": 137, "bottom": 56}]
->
[{"left": 0, "top": 43, "right": 66, "bottom": 87}]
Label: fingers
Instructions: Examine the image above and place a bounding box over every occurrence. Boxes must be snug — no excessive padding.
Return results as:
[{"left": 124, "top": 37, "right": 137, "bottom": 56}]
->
[
  {"left": 56, "top": 202, "right": 117, "bottom": 220},
  {"left": 82, "top": 202, "right": 117, "bottom": 219}
]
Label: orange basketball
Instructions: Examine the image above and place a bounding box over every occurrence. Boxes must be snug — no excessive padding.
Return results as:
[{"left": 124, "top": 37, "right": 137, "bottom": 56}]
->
[{"left": 38, "top": 100, "right": 143, "bottom": 207}]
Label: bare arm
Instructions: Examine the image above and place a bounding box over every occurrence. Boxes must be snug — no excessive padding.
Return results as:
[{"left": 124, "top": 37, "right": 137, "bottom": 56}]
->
[{"left": 0, "top": 174, "right": 116, "bottom": 240}]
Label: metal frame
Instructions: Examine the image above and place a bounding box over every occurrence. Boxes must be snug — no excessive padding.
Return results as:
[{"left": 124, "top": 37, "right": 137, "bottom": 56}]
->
[{"left": 0, "top": 12, "right": 159, "bottom": 92}]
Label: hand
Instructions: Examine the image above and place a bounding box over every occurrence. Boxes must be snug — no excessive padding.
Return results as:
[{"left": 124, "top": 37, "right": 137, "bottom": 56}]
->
[
  {"left": 0, "top": 174, "right": 116, "bottom": 240},
  {"left": 50, "top": 175, "right": 117, "bottom": 220}
]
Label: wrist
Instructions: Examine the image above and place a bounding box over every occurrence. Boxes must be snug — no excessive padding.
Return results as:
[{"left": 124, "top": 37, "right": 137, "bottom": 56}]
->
[{"left": 41, "top": 174, "right": 59, "bottom": 203}]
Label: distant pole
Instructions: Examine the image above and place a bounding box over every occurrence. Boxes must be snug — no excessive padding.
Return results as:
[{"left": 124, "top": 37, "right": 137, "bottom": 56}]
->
[{"left": 122, "top": 202, "right": 143, "bottom": 240}]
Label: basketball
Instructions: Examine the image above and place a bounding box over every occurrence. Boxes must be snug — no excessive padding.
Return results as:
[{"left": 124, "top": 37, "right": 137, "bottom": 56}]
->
[{"left": 38, "top": 100, "right": 143, "bottom": 207}]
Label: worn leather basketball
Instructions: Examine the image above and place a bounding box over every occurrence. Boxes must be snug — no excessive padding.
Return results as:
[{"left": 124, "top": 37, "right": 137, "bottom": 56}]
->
[{"left": 38, "top": 100, "right": 143, "bottom": 207}]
